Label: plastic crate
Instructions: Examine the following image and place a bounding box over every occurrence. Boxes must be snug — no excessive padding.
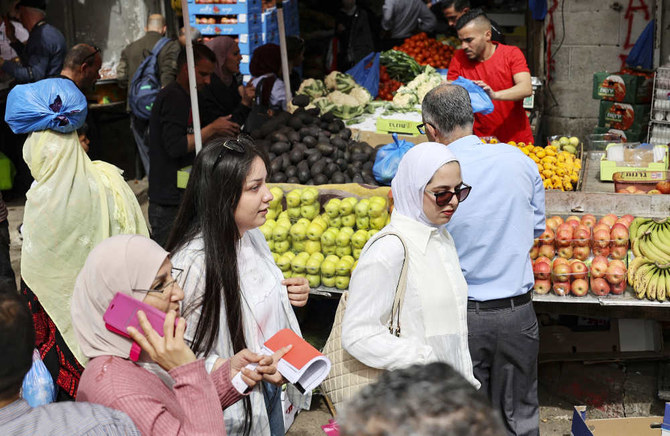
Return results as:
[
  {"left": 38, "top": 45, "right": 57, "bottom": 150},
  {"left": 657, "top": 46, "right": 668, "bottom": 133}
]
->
[
  {"left": 190, "top": 12, "right": 262, "bottom": 35},
  {"left": 613, "top": 170, "right": 670, "bottom": 194},
  {"left": 188, "top": 0, "right": 262, "bottom": 15},
  {"left": 238, "top": 33, "right": 263, "bottom": 55}
]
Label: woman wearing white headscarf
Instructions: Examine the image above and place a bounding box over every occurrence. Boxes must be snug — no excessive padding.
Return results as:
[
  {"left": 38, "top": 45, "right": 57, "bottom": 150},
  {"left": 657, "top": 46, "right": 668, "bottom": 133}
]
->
[{"left": 342, "top": 142, "right": 479, "bottom": 387}]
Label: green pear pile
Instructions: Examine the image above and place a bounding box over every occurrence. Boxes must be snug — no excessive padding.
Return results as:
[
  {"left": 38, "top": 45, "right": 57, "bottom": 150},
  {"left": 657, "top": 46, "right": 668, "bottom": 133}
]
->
[{"left": 259, "top": 187, "right": 391, "bottom": 289}]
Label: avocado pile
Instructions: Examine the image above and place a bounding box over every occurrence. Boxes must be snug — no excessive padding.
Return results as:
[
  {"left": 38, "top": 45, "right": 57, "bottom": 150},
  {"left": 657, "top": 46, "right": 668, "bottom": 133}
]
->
[{"left": 250, "top": 104, "right": 378, "bottom": 186}]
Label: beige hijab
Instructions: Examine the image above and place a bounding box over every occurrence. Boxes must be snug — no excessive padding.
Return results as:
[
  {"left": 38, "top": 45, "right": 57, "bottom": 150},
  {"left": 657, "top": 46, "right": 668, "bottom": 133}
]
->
[{"left": 71, "top": 235, "right": 168, "bottom": 360}]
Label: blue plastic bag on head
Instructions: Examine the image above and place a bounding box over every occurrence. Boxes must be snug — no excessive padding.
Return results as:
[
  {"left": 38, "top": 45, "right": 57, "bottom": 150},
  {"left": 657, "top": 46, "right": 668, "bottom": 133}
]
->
[
  {"left": 5, "top": 78, "right": 88, "bottom": 134},
  {"left": 373, "top": 133, "right": 414, "bottom": 185},
  {"left": 346, "top": 52, "right": 380, "bottom": 98},
  {"left": 452, "top": 76, "right": 494, "bottom": 115},
  {"left": 21, "top": 349, "right": 57, "bottom": 407}
]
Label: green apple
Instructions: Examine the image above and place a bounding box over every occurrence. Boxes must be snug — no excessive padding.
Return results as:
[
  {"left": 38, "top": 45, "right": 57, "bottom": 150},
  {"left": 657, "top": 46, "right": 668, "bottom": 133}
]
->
[
  {"left": 368, "top": 196, "right": 387, "bottom": 218},
  {"left": 320, "top": 260, "right": 336, "bottom": 277},
  {"left": 284, "top": 252, "right": 296, "bottom": 261},
  {"left": 292, "top": 272, "right": 306, "bottom": 279},
  {"left": 563, "top": 145, "right": 577, "bottom": 154},
  {"left": 306, "top": 274, "right": 320, "bottom": 288},
  {"left": 291, "top": 255, "right": 307, "bottom": 273},
  {"left": 370, "top": 212, "right": 388, "bottom": 230},
  {"left": 321, "top": 228, "right": 337, "bottom": 246},
  {"left": 568, "top": 136, "right": 579, "bottom": 147},
  {"left": 287, "top": 207, "right": 301, "bottom": 222},
  {"left": 283, "top": 270, "right": 292, "bottom": 279},
  {"left": 300, "top": 187, "right": 319, "bottom": 205},
  {"left": 305, "top": 240, "right": 321, "bottom": 254},
  {"left": 276, "top": 255, "right": 292, "bottom": 271},
  {"left": 352, "top": 260, "right": 358, "bottom": 271},
  {"left": 335, "top": 275, "right": 350, "bottom": 290},
  {"left": 278, "top": 210, "right": 289, "bottom": 221},
  {"left": 367, "top": 229, "right": 379, "bottom": 238},
  {"left": 336, "top": 245, "right": 352, "bottom": 257},
  {"left": 353, "top": 248, "right": 362, "bottom": 259},
  {"left": 324, "top": 199, "right": 341, "bottom": 218},
  {"left": 550, "top": 139, "right": 560, "bottom": 148},
  {"left": 266, "top": 208, "right": 278, "bottom": 221},
  {"left": 311, "top": 216, "right": 328, "bottom": 231},
  {"left": 272, "top": 252, "right": 280, "bottom": 263},
  {"left": 286, "top": 189, "right": 302, "bottom": 208},
  {"left": 340, "top": 255, "right": 355, "bottom": 266},
  {"left": 267, "top": 240, "right": 275, "bottom": 251},
  {"left": 339, "top": 226, "right": 355, "bottom": 236},
  {"left": 269, "top": 187, "right": 284, "bottom": 207},
  {"left": 301, "top": 204, "right": 319, "bottom": 220},
  {"left": 322, "top": 244, "right": 336, "bottom": 255},
  {"left": 351, "top": 230, "right": 369, "bottom": 249},
  {"left": 325, "top": 255, "right": 340, "bottom": 264},
  {"left": 328, "top": 216, "right": 342, "bottom": 228},
  {"left": 335, "top": 259, "right": 351, "bottom": 276},
  {"left": 292, "top": 240, "right": 306, "bottom": 253},
  {"left": 341, "top": 213, "right": 356, "bottom": 228},
  {"left": 297, "top": 218, "right": 311, "bottom": 227},
  {"left": 310, "top": 252, "right": 325, "bottom": 263},
  {"left": 306, "top": 223, "right": 325, "bottom": 241},
  {"left": 354, "top": 199, "right": 370, "bottom": 217},
  {"left": 355, "top": 216, "right": 370, "bottom": 230},
  {"left": 290, "top": 223, "right": 307, "bottom": 241},
  {"left": 259, "top": 223, "right": 273, "bottom": 240},
  {"left": 274, "top": 240, "right": 290, "bottom": 253},
  {"left": 321, "top": 276, "right": 336, "bottom": 288},
  {"left": 276, "top": 217, "right": 291, "bottom": 230},
  {"left": 335, "top": 231, "right": 351, "bottom": 247},
  {"left": 272, "top": 225, "right": 289, "bottom": 242},
  {"left": 559, "top": 136, "right": 569, "bottom": 146},
  {"left": 339, "top": 197, "right": 356, "bottom": 216},
  {"left": 305, "top": 257, "right": 322, "bottom": 275}
]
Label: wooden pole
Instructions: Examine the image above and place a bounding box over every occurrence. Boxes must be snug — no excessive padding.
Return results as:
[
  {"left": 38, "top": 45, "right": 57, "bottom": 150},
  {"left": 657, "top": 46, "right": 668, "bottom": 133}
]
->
[{"left": 180, "top": 0, "right": 203, "bottom": 154}]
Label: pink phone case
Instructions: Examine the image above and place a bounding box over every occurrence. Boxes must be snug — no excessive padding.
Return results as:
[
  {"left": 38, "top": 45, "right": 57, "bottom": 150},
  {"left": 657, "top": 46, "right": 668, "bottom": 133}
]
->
[{"left": 103, "top": 292, "right": 177, "bottom": 361}]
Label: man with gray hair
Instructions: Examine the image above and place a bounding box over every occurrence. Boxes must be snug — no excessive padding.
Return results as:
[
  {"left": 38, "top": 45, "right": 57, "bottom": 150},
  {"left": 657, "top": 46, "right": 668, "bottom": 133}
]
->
[
  {"left": 339, "top": 362, "right": 506, "bottom": 436},
  {"left": 421, "top": 83, "right": 544, "bottom": 436},
  {"left": 0, "top": 0, "right": 66, "bottom": 83},
  {"left": 118, "top": 13, "right": 180, "bottom": 178}
]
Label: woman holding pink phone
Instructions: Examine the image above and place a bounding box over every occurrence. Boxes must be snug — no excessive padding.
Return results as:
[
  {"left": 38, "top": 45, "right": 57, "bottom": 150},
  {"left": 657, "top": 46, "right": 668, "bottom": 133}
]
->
[{"left": 71, "top": 235, "right": 289, "bottom": 436}]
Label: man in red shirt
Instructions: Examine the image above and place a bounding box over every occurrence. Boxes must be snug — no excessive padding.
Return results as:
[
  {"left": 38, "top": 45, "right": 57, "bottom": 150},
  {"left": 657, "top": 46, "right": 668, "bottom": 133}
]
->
[{"left": 447, "top": 9, "right": 534, "bottom": 144}]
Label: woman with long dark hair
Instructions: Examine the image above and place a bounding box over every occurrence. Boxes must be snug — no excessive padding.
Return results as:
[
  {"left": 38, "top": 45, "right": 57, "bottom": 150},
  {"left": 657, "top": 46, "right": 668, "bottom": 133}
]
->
[{"left": 166, "top": 136, "right": 311, "bottom": 435}]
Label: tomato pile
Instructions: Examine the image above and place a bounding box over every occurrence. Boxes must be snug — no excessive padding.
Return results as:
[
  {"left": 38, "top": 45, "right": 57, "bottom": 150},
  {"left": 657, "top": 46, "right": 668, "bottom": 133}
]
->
[
  {"left": 394, "top": 33, "right": 454, "bottom": 69},
  {"left": 378, "top": 66, "right": 402, "bottom": 101}
]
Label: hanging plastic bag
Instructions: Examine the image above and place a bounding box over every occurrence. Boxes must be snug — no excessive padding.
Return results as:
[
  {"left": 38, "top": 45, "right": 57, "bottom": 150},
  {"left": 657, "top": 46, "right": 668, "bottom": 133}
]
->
[
  {"left": 21, "top": 349, "right": 57, "bottom": 407},
  {"left": 373, "top": 133, "right": 414, "bottom": 185},
  {"left": 452, "top": 76, "right": 494, "bottom": 115},
  {"left": 346, "top": 52, "right": 380, "bottom": 98},
  {"left": 626, "top": 20, "right": 654, "bottom": 70},
  {"left": 5, "top": 77, "right": 88, "bottom": 134}
]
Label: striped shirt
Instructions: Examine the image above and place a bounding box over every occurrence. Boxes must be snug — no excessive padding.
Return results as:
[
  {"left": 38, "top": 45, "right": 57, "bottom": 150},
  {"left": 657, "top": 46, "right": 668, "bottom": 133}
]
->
[{"left": 0, "top": 398, "right": 141, "bottom": 436}]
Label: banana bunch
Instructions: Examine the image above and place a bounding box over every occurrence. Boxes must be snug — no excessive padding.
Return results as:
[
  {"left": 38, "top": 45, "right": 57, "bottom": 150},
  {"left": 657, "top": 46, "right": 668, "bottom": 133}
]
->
[{"left": 627, "top": 217, "right": 670, "bottom": 301}]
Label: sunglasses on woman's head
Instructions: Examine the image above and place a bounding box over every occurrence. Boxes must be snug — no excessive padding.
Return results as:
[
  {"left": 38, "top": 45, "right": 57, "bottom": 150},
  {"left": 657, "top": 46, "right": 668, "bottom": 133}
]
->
[
  {"left": 213, "top": 137, "right": 247, "bottom": 168},
  {"left": 426, "top": 183, "right": 472, "bottom": 207}
]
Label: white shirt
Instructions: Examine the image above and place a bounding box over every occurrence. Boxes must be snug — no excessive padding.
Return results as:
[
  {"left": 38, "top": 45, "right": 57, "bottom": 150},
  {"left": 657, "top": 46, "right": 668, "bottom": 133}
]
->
[
  {"left": 342, "top": 211, "right": 479, "bottom": 388},
  {"left": 171, "top": 229, "right": 310, "bottom": 436}
]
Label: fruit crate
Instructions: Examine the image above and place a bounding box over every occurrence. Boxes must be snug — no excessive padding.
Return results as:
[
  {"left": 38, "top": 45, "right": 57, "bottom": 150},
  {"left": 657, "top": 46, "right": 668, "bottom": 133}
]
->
[
  {"left": 188, "top": 0, "right": 262, "bottom": 15},
  {"left": 613, "top": 170, "right": 670, "bottom": 194},
  {"left": 600, "top": 143, "right": 669, "bottom": 181},
  {"left": 190, "top": 12, "right": 262, "bottom": 36}
]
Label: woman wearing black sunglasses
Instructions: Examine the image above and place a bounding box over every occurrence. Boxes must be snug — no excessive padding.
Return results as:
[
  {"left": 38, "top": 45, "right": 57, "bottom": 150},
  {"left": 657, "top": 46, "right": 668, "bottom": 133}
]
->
[{"left": 342, "top": 142, "right": 479, "bottom": 388}]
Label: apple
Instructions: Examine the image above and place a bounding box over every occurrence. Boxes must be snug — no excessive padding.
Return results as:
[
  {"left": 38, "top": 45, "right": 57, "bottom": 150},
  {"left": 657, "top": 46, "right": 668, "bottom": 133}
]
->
[
  {"left": 609, "top": 259, "right": 626, "bottom": 269},
  {"left": 354, "top": 199, "right": 370, "bottom": 217},
  {"left": 335, "top": 275, "right": 350, "bottom": 290},
  {"left": 573, "top": 225, "right": 591, "bottom": 246},
  {"left": 300, "top": 188, "right": 319, "bottom": 205},
  {"left": 590, "top": 256, "right": 609, "bottom": 278},
  {"left": 274, "top": 240, "right": 290, "bottom": 253},
  {"left": 571, "top": 278, "right": 589, "bottom": 297},
  {"left": 329, "top": 216, "right": 342, "bottom": 228},
  {"left": 353, "top": 248, "right": 362, "bottom": 259},
  {"left": 569, "top": 136, "right": 580, "bottom": 146},
  {"left": 286, "top": 189, "right": 302, "bottom": 208},
  {"left": 287, "top": 206, "right": 301, "bottom": 221},
  {"left": 590, "top": 277, "right": 611, "bottom": 296},
  {"left": 533, "top": 279, "right": 552, "bottom": 295},
  {"left": 573, "top": 245, "right": 591, "bottom": 260},
  {"left": 539, "top": 244, "right": 555, "bottom": 259},
  {"left": 290, "top": 223, "right": 307, "bottom": 241},
  {"left": 605, "top": 263, "right": 626, "bottom": 285},
  {"left": 322, "top": 245, "right": 337, "bottom": 255},
  {"left": 306, "top": 274, "right": 320, "bottom": 288},
  {"left": 336, "top": 245, "right": 353, "bottom": 257},
  {"left": 320, "top": 260, "right": 336, "bottom": 277},
  {"left": 592, "top": 228, "right": 610, "bottom": 248},
  {"left": 535, "top": 256, "right": 552, "bottom": 266},
  {"left": 335, "top": 259, "right": 352, "bottom": 276},
  {"left": 276, "top": 255, "right": 292, "bottom": 272},
  {"left": 367, "top": 229, "right": 379, "bottom": 238},
  {"left": 324, "top": 199, "right": 341, "bottom": 218},
  {"left": 530, "top": 245, "right": 539, "bottom": 260},
  {"left": 610, "top": 223, "right": 629, "bottom": 246},
  {"left": 557, "top": 245, "right": 574, "bottom": 259},
  {"left": 301, "top": 204, "right": 319, "bottom": 220},
  {"left": 552, "top": 257, "right": 570, "bottom": 267},
  {"left": 321, "top": 276, "right": 336, "bottom": 288},
  {"left": 545, "top": 217, "right": 559, "bottom": 232},
  {"left": 283, "top": 270, "right": 292, "bottom": 279},
  {"left": 304, "top": 240, "right": 321, "bottom": 255},
  {"left": 553, "top": 281, "right": 570, "bottom": 296},
  {"left": 566, "top": 216, "right": 581, "bottom": 228},
  {"left": 610, "top": 245, "right": 628, "bottom": 260},
  {"left": 356, "top": 216, "right": 370, "bottom": 230},
  {"left": 272, "top": 225, "right": 289, "bottom": 242},
  {"left": 341, "top": 213, "right": 356, "bottom": 228},
  {"left": 533, "top": 261, "right": 551, "bottom": 280},
  {"left": 370, "top": 213, "right": 388, "bottom": 230},
  {"left": 552, "top": 263, "right": 571, "bottom": 282},
  {"left": 599, "top": 214, "right": 618, "bottom": 228},
  {"left": 339, "top": 197, "right": 358, "bottom": 216},
  {"left": 610, "top": 280, "right": 627, "bottom": 295},
  {"left": 655, "top": 180, "right": 670, "bottom": 194},
  {"left": 591, "top": 246, "right": 610, "bottom": 258},
  {"left": 306, "top": 223, "right": 325, "bottom": 241},
  {"left": 540, "top": 228, "right": 555, "bottom": 245},
  {"left": 555, "top": 223, "right": 574, "bottom": 246},
  {"left": 593, "top": 223, "right": 610, "bottom": 234},
  {"left": 340, "top": 226, "right": 355, "bottom": 236},
  {"left": 291, "top": 255, "right": 308, "bottom": 273},
  {"left": 269, "top": 187, "right": 284, "bottom": 208},
  {"left": 570, "top": 260, "right": 588, "bottom": 280},
  {"left": 335, "top": 231, "right": 351, "bottom": 247},
  {"left": 351, "top": 230, "right": 369, "bottom": 249},
  {"left": 581, "top": 214, "right": 597, "bottom": 228},
  {"left": 266, "top": 240, "right": 275, "bottom": 251},
  {"left": 368, "top": 196, "right": 388, "bottom": 218},
  {"left": 321, "top": 229, "right": 337, "bottom": 247}
]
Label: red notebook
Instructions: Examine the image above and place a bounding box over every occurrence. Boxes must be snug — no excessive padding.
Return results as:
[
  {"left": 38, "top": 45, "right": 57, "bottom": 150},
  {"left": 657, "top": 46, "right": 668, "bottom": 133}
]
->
[{"left": 262, "top": 329, "right": 332, "bottom": 394}]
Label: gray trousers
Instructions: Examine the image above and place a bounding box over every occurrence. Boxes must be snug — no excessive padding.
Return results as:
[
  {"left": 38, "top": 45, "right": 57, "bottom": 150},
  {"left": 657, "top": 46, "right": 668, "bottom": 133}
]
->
[{"left": 467, "top": 298, "right": 540, "bottom": 436}]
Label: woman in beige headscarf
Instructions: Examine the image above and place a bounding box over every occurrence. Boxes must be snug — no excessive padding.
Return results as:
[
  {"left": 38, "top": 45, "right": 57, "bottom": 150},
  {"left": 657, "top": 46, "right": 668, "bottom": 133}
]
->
[
  {"left": 73, "top": 235, "right": 282, "bottom": 436},
  {"left": 20, "top": 128, "right": 149, "bottom": 400}
]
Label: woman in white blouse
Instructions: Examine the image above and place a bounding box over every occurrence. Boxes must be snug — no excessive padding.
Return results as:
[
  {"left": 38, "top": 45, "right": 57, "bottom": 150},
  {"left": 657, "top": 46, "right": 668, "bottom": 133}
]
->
[
  {"left": 165, "top": 136, "right": 311, "bottom": 436},
  {"left": 342, "top": 142, "right": 479, "bottom": 387}
]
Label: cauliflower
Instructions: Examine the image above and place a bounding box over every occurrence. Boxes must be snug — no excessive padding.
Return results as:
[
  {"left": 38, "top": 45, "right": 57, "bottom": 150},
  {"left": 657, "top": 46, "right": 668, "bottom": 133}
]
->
[
  {"left": 327, "top": 90, "right": 359, "bottom": 107},
  {"left": 297, "top": 78, "right": 327, "bottom": 99},
  {"left": 392, "top": 91, "right": 418, "bottom": 109},
  {"left": 324, "top": 71, "right": 356, "bottom": 93},
  {"left": 349, "top": 86, "right": 372, "bottom": 105},
  {"left": 416, "top": 76, "right": 443, "bottom": 102}
]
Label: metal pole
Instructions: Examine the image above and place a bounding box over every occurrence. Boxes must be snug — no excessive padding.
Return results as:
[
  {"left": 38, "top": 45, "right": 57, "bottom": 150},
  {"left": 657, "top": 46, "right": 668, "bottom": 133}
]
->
[
  {"left": 276, "top": 1, "right": 292, "bottom": 105},
  {"left": 180, "top": 0, "right": 203, "bottom": 154}
]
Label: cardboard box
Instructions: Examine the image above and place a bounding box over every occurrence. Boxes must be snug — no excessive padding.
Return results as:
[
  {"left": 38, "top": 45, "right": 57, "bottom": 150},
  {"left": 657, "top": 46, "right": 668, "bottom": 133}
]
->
[
  {"left": 598, "top": 101, "right": 650, "bottom": 132},
  {"left": 571, "top": 406, "right": 663, "bottom": 436},
  {"left": 600, "top": 144, "right": 669, "bottom": 181},
  {"left": 592, "top": 72, "right": 653, "bottom": 103},
  {"left": 187, "top": 0, "right": 262, "bottom": 15}
]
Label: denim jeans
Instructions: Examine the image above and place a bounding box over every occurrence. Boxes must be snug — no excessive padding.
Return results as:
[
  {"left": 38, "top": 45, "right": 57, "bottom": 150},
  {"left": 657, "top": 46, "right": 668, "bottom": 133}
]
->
[{"left": 263, "top": 382, "right": 285, "bottom": 436}]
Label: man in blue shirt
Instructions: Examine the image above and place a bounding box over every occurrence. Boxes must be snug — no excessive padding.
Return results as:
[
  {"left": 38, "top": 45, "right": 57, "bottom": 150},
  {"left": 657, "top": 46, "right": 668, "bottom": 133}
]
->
[
  {"left": 421, "top": 83, "right": 544, "bottom": 436},
  {"left": 0, "top": 0, "right": 66, "bottom": 83}
]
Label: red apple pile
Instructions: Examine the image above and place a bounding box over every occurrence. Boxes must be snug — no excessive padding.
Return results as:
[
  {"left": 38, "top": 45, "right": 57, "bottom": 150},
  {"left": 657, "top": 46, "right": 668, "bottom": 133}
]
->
[{"left": 531, "top": 214, "right": 634, "bottom": 297}]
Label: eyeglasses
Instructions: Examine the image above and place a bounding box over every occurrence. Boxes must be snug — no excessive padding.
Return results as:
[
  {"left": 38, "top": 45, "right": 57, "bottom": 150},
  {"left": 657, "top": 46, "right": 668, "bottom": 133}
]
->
[
  {"left": 213, "top": 137, "right": 247, "bottom": 169},
  {"left": 133, "top": 268, "right": 184, "bottom": 295},
  {"left": 417, "top": 122, "right": 433, "bottom": 135},
  {"left": 425, "top": 183, "right": 472, "bottom": 206},
  {"left": 82, "top": 45, "right": 101, "bottom": 66}
]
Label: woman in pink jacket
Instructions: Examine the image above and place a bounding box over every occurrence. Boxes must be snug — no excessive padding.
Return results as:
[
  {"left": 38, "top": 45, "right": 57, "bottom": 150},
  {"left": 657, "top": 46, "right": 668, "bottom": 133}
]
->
[{"left": 71, "top": 235, "right": 286, "bottom": 435}]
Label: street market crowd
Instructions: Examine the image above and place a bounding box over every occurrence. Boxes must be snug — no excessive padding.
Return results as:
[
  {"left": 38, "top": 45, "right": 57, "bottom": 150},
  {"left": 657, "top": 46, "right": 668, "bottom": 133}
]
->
[{"left": 0, "top": 1, "right": 544, "bottom": 435}]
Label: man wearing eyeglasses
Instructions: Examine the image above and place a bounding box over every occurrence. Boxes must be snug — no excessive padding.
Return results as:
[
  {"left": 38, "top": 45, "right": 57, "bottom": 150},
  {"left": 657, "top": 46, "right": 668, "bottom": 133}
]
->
[
  {"left": 0, "top": 0, "right": 66, "bottom": 83},
  {"left": 59, "top": 44, "right": 101, "bottom": 91},
  {"left": 421, "top": 83, "right": 544, "bottom": 436}
]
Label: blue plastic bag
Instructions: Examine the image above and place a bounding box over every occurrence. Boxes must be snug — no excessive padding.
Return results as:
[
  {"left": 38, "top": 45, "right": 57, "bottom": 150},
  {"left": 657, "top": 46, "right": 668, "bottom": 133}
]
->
[
  {"left": 452, "top": 76, "right": 494, "bottom": 115},
  {"left": 373, "top": 133, "right": 414, "bottom": 185},
  {"left": 5, "top": 78, "right": 88, "bottom": 134},
  {"left": 626, "top": 20, "right": 654, "bottom": 70},
  {"left": 21, "top": 349, "right": 57, "bottom": 407},
  {"left": 346, "top": 52, "right": 380, "bottom": 98}
]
